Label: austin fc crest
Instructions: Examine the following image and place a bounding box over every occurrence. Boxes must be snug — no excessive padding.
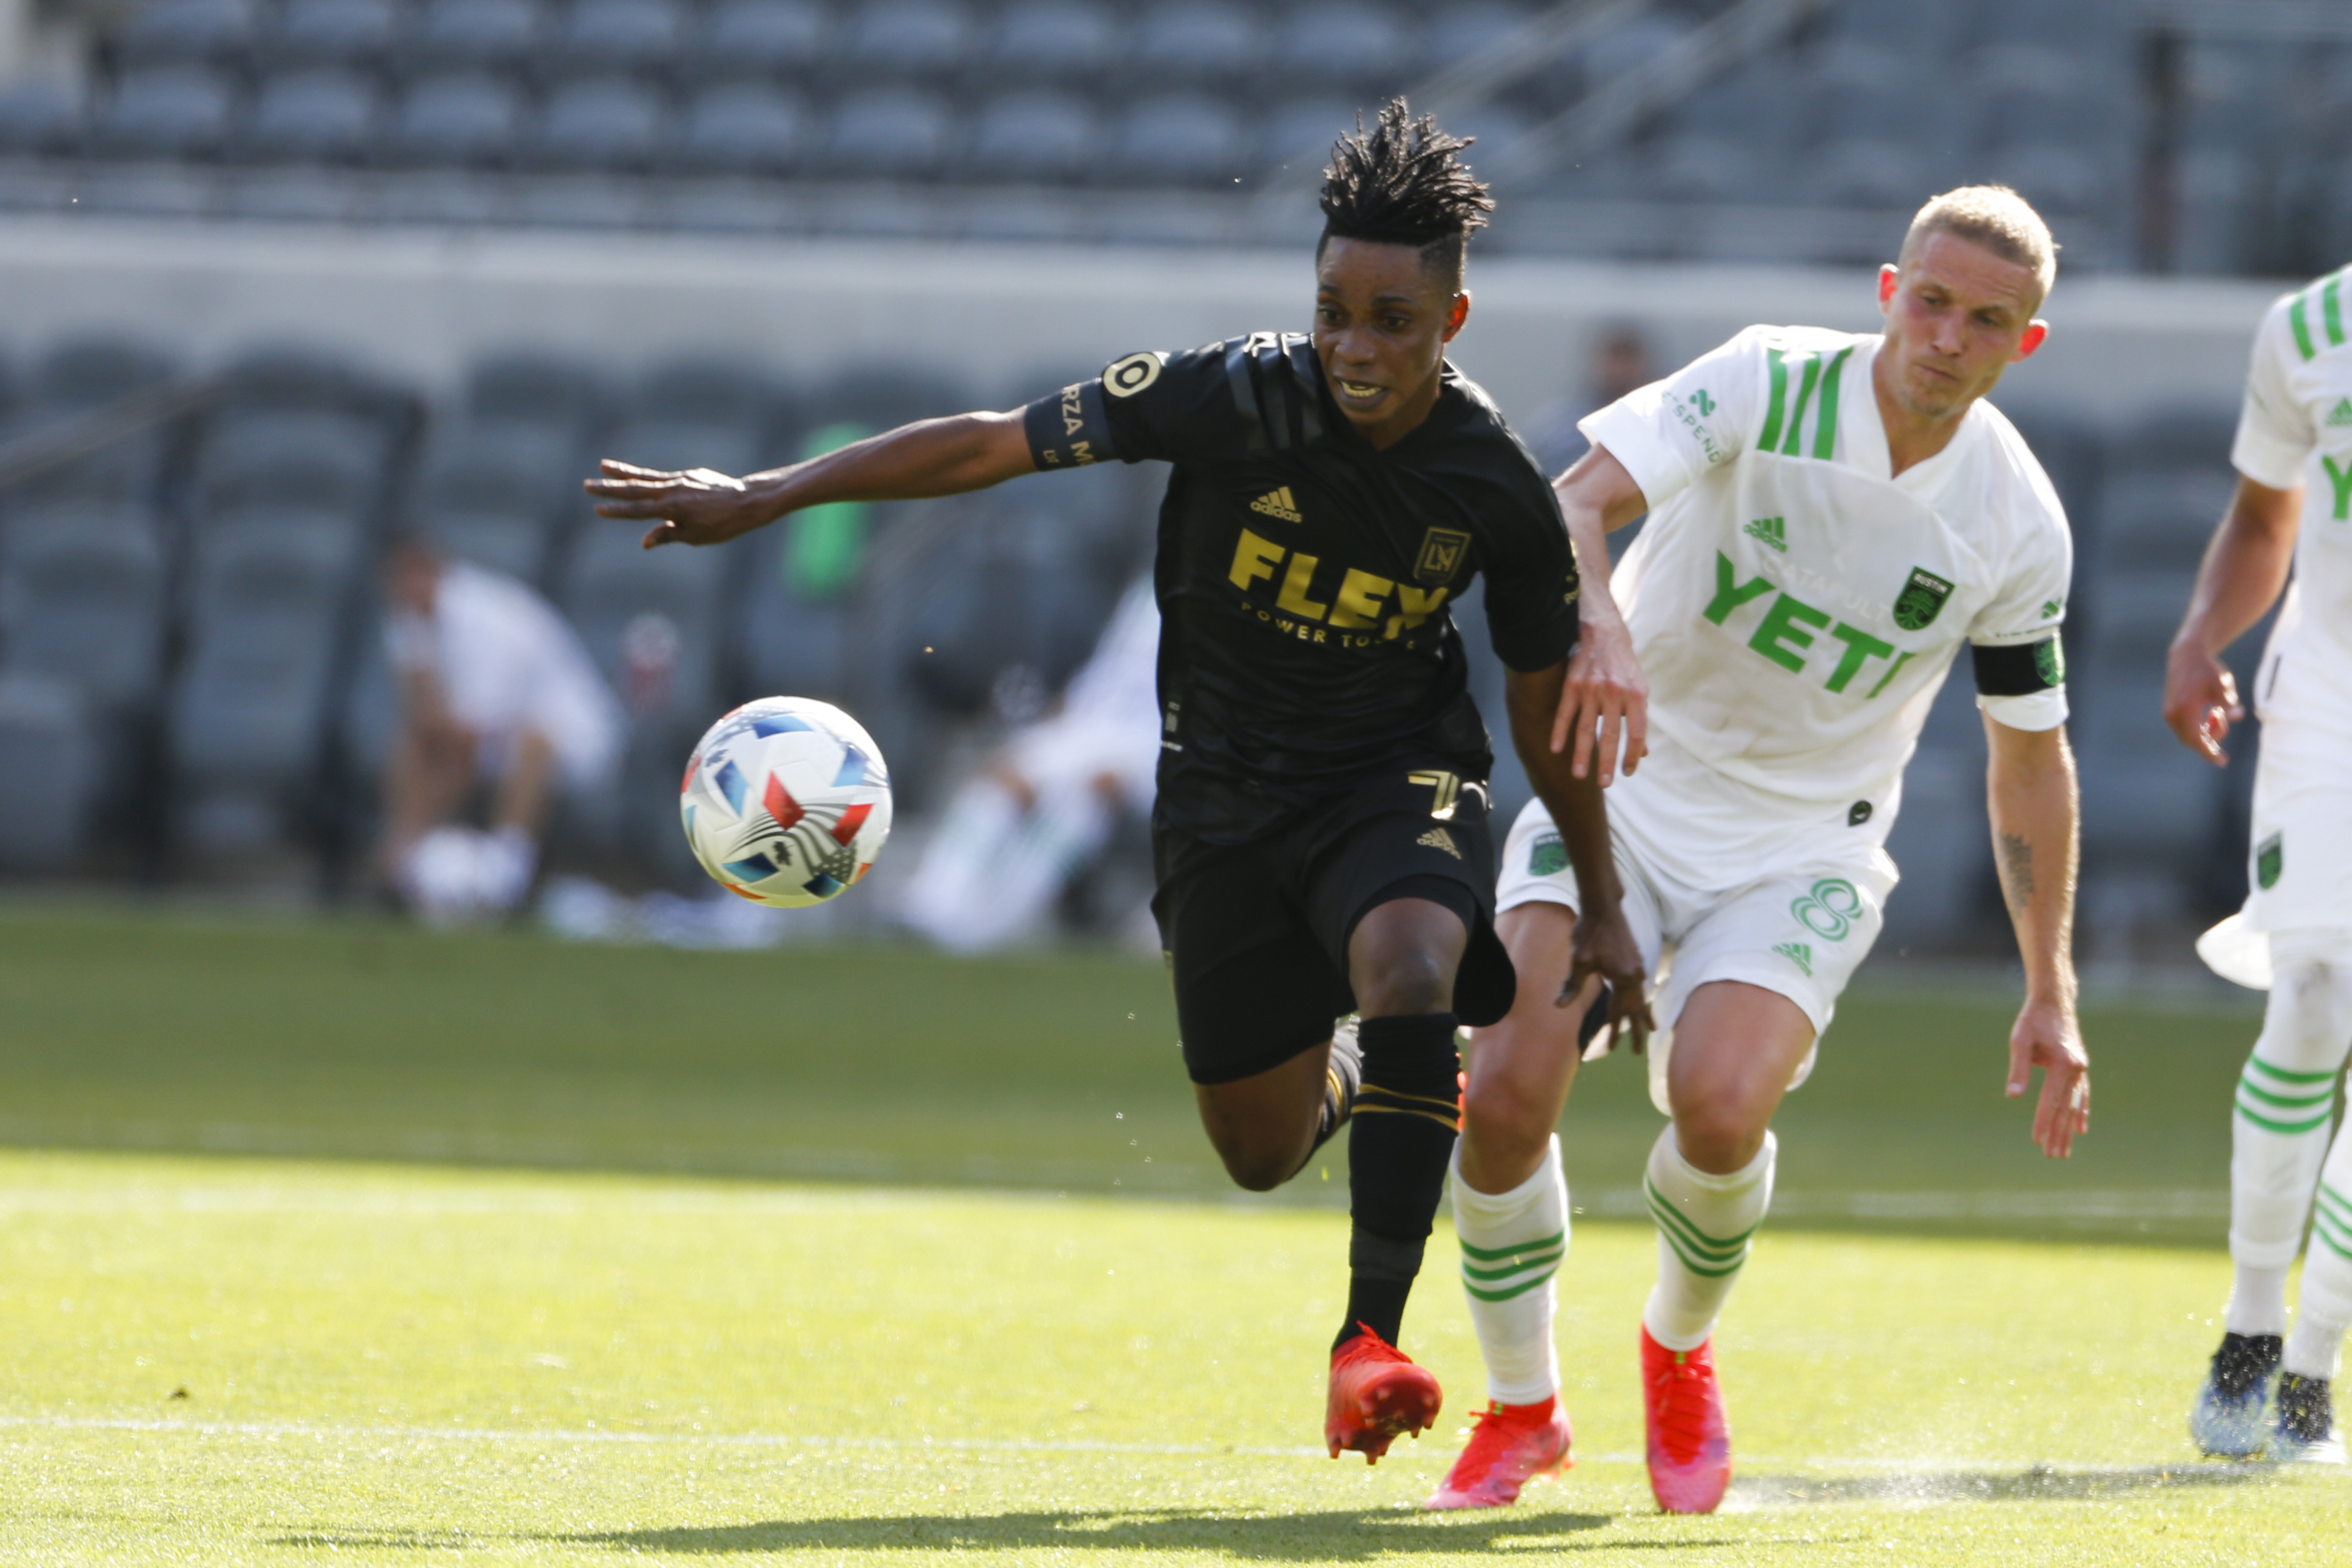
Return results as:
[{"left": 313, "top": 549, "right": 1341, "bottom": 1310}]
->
[
  {"left": 1414, "top": 527, "right": 1472, "bottom": 584},
  {"left": 1892, "top": 566, "right": 1955, "bottom": 631}
]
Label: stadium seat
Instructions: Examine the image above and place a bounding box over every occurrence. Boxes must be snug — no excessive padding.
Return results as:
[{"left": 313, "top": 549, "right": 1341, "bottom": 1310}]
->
[
  {"left": 671, "top": 82, "right": 808, "bottom": 176},
  {"left": 527, "top": 78, "right": 669, "bottom": 171},
  {"left": 383, "top": 74, "right": 527, "bottom": 168},
  {"left": 965, "top": 92, "right": 1098, "bottom": 183},
  {"left": 222, "top": 165, "right": 362, "bottom": 220},
  {"left": 405, "top": 0, "right": 547, "bottom": 74},
  {"left": 0, "top": 671, "right": 97, "bottom": 872},
  {"left": 1271, "top": 2, "right": 1410, "bottom": 92},
  {"left": 0, "top": 502, "right": 169, "bottom": 718},
  {"left": 112, "top": 0, "right": 258, "bottom": 69},
  {"left": 198, "top": 410, "right": 387, "bottom": 520},
  {"left": 804, "top": 364, "right": 964, "bottom": 430},
  {"left": 629, "top": 356, "right": 782, "bottom": 434},
  {"left": 1651, "top": 65, "right": 1795, "bottom": 205},
  {"left": 1815, "top": 0, "right": 1965, "bottom": 56},
  {"left": 1417, "top": 1, "right": 1534, "bottom": 72},
  {"left": 1108, "top": 93, "right": 1248, "bottom": 187},
  {"left": 549, "top": 0, "right": 687, "bottom": 79},
  {"left": 837, "top": 0, "right": 971, "bottom": 80},
  {"left": 2, "top": 336, "right": 180, "bottom": 510},
  {"left": 560, "top": 513, "right": 728, "bottom": 735},
  {"left": 465, "top": 351, "right": 606, "bottom": 434},
  {"left": 1127, "top": 2, "right": 1263, "bottom": 82},
  {"left": 985, "top": 0, "right": 1118, "bottom": 84},
  {"left": 1253, "top": 96, "right": 1356, "bottom": 176},
  {"left": 822, "top": 88, "right": 953, "bottom": 180},
  {"left": 510, "top": 176, "right": 644, "bottom": 228},
  {"left": 687, "top": 0, "right": 831, "bottom": 80},
  {"left": 257, "top": 0, "right": 405, "bottom": 71},
  {"left": 0, "top": 79, "right": 85, "bottom": 154},
  {"left": 90, "top": 65, "right": 238, "bottom": 158},
  {"left": 239, "top": 70, "right": 384, "bottom": 164},
  {"left": 27, "top": 335, "right": 176, "bottom": 411},
  {"left": 406, "top": 420, "right": 580, "bottom": 581}
]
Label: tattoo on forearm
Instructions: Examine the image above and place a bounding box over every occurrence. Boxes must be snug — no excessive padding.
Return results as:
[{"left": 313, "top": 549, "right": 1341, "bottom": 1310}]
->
[{"left": 1998, "top": 833, "right": 2034, "bottom": 917}]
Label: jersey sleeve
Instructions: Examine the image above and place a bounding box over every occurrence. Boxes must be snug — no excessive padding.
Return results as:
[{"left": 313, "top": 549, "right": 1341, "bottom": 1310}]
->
[
  {"left": 2233, "top": 294, "right": 2315, "bottom": 490},
  {"left": 1965, "top": 465, "right": 2073, "bottom": 732},
  {"left": 1478, "top": 478, "right": 1582, "bottom": 674},
  {"left": 1576, "top": 326, "right": 1765, "bottom": 511},
  {"left": 1021, "top": 343, "right": 1233, "bottom": 470}
]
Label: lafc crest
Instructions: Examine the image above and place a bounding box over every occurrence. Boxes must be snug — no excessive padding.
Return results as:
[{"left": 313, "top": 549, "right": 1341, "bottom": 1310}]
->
[
  {"left": 1892, "top": 566, "right": 1954, "bottom": 631},
  {"left": 1414, "top": 527, "right": 1472, "bottom": 585}
]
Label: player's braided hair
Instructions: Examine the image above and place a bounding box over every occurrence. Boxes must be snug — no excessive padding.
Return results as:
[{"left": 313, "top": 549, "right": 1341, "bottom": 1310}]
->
[{"left": 1317, "top": 97, "right": 1494, "bottom": 289}]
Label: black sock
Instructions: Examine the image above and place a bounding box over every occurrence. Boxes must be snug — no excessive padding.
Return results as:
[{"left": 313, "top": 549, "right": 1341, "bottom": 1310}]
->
[
  {"left": 1334, "top": 1012, "right": 1460, "bottom": 1352},
  {"left": 1312, "top": 1021, "right": 1363, "bottom": 1153}
]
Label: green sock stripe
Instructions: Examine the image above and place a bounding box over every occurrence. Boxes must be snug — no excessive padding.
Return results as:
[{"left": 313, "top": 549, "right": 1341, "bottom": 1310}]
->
[
  {"left": 2310, "top": 1207, "right": 2352, "bottom": 1264},
  {"left": 2312, "top": 1195, "right": 2352, "bottom": 1242},
  {"left": 2245, "top": 1055, "right": 2340, "bottom": 1087},
  {"left": 2317, "top": 1183, "right": 2352, "bottom": 1225},
  {"left": 1458, "top": 1229, "right": 1567, "bottom": 1264},
  {"left": 1465, "top": 1270, "right": 1558, "bottom": 1302},
  {"left": 1656, "top": 1222, "right": 1748, "bottom": 1279},
  {"left": 2236, "top": 1076, "right": 2336, "bottom": 1110},
  {"left": 1644, "top": 1177, "right": 1759, "bottom": 1258},
  {"left": 2236, "top": 1097, "right": 2336, "bottom": 1135},
  {"left": 1462, "top": 1247, "right": 1565, "bottom": 1284}
]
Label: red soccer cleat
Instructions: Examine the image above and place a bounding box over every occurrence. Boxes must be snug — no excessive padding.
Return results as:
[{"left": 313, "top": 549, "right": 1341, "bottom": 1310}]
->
[
  {"left": 1325, "top": 1326, "right": 1443, "bottom": 1463},
  {"left": 1423, "top": 1395, "right": 1573, "bottom": 1509},
  {"left": 1641, "top": 1327, "right": 1731, "bottom": 1513}
]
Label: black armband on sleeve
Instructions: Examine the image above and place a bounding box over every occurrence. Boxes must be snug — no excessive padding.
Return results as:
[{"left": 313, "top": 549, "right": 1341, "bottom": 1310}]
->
[
  {"left": 1972, "top": 635, "right": 2066, "bottom": 696},
  {"left": 1022, "top": 378, "right": 1120, "bottom": 470}
]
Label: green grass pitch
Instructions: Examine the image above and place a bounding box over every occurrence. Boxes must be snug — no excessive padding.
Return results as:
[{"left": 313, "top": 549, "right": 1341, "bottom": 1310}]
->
[{"left": 0, "top": 901, "right": 2342, "bottom": 1564}]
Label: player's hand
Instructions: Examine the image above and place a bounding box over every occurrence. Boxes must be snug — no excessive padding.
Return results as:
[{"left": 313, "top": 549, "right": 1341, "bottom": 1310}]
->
[
  {"left": 1563, "top": 905, "right": 1653, "bottom": 1054},
  {"left": 2005, "top": 996, "right": 2088, "bottom": 1159},
  {"left": 1549, "top": 612, "right": 1648, "bottom": 784},
  {"left": 586, "top": 459, "right": 775, "bottom": 548},
  {"left": 2161, "top": 636, "right": 2241, "bottom": 766}
]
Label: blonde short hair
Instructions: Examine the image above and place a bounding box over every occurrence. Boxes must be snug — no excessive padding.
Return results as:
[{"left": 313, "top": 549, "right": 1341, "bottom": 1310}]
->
[{"left": 1900, "top": 185, "right": 2058, "bottom": 304}]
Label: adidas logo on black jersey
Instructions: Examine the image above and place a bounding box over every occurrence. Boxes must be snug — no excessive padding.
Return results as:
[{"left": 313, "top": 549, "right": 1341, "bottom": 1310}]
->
[
  {"left": 1416, "top": 826, "right": 1462, "bottom": 860},
  {"left": 1250, "top": 486, "right": 1303, "bottom": 522},
  {"left": 2328, "top": 397, "right": 2352, "bottom": 427}
]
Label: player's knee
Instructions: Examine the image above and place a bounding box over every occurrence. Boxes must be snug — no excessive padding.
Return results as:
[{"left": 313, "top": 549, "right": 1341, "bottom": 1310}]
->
[
  {"left": 1461, "top": 1063, "right": 1555, "bottom": 1160},
  {"left": 1670, "top": 1103, "right": 1769, "bottom": 1175},
  {"left": 1211, "top": 1139, "right": 1294, "bottom": 1193},
  {"left": 2272, "top": 951, "right": 2352, "bottom": 1063},
  {"left": 1352, "top": 946, "right": 1452, "bottom": 1018}
]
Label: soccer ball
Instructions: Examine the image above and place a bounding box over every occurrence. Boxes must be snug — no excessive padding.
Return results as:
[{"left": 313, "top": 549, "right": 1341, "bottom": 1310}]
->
[{"left": 679, "top": 696, "right": 894, "bottom": 907}]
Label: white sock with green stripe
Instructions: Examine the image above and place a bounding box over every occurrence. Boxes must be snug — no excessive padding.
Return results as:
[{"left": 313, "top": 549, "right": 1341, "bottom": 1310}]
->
[
  {"left": 1642, "top": 1127, "right": 1774, "bottom": 1353},
  {"left": 2284, "top": 1126, "right": 2352, "bottom": 1380},
  {"left": 1450, "top": 1135, "right": 1568, "bottom": 1405},
  {"left": 2226, "top": 945, "right": 2352, "bottom": 1337}
]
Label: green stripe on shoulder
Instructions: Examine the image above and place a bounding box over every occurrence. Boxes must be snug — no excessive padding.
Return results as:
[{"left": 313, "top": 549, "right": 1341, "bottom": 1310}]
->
[
  {"left": 2291, "top": 291, "right": 2318, "bottom": 361},
  {"left": 1759, "top": 347, "right": 1790, "bottom": 451},
  {"left": 2327, "top": 273, "right": 2347, "bottom": 349},
  {"left": 1811, "top": 344, "right": 1854, "bottom": 460},
  {"left": 1780, "top": 352, "right": 1823, "bottom": 456}
]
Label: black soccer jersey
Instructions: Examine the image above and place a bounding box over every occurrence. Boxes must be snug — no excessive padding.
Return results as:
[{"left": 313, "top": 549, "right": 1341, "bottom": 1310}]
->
[{"left": 1024, "top": 332, "right": 1580, "bottom": 844}]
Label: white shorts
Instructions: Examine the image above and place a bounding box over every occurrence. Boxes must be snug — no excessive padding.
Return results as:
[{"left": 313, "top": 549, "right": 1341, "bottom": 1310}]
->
[
  {"left": 1496, "top": 795, "right": 1897, "bottom": 1115},
  {"left": 2245, "top": 715, "right": 2352, "bottom": 934}
]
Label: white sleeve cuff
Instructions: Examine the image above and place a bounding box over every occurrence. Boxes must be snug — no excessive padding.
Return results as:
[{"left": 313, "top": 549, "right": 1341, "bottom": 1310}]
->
[
  {"left": 2232, "top": 428, "right": 2308, "bottom": 492},
  {"left": 1578, "top": 401, "right": 1688, "bottom": 514},
  {"left": 1978, "top": 687, "right": 2069, "bottom": 732}
]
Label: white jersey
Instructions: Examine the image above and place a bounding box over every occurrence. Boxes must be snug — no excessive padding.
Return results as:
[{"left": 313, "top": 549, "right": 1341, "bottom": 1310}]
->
[
  {"left": 1580, "top": 325, "right": 2071, "bottom": 875},
  {"left": 387, "top": 561, "right": 622, "bottom": 789},
  {"left": 2235, "top": 265, "right": 2352, "bottom": 735}
]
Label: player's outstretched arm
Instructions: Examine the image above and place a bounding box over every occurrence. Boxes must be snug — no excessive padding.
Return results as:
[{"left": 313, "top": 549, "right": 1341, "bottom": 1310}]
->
[
  {"left": 1548, "top": 445, "right": 1653, "bottom": 783},
  {"left": 1505, "top": 659, "right": 1653, "bottom": 1048},
  {"left": 2163, "top": 476, "right": 2300, "bottom": 764},
  {"left": 586, "top": 409, "right": 1038, "bottom": 550},
  {"left": 1984, "top": 714, "right": 2088, "bottom": 1159}
]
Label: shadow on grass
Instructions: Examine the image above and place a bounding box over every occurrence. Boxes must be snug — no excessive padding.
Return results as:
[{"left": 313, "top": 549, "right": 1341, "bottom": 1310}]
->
[{"left": 1730, "top": 1461, "right": 2281, "bottom": 1507}]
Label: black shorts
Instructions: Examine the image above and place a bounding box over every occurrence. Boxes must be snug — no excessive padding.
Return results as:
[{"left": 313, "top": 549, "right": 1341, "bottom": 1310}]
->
[{"left": 1152, "top": 765, "right": 1518, "bottom": 1086}]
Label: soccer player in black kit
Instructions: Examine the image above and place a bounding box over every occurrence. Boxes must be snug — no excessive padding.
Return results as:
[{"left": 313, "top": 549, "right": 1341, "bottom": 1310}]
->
[{"left": 588, "top": 100, "right": 1650, "bottom": 1467}]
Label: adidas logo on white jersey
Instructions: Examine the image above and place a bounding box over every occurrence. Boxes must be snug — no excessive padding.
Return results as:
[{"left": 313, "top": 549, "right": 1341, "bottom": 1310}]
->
[
  {"left": 1744, "top": 515, "right": 1788, "bottom": 552},
  {"left": 2328, "top": 397, "right": 2352, "bottom": 428},
  {"left": 1250, "top": 486, "right": 1302, "bottom": 522},
  {"left": 1773, "top": 941, "right": 1813, "bottom": 977}
]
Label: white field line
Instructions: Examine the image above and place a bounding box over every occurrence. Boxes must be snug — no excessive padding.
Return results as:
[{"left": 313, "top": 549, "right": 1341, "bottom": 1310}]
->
[
  {"left": 0, "top": 1413, "right": 2164, "bottom": 1475},
  {"left": 0, "top": 1185, "right": 2231, "bottom": 1223}
]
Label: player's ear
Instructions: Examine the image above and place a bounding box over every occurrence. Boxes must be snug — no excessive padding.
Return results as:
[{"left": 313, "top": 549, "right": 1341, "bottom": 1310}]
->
[
  {"left": 1443, "top": 292, "right": 1470, "bottom": 341},
  {"left": 1876, "top": 263, "right": 1900, "bottom": 310},
  {"left": 2014, "top": 320, "right": 2049, "bottom": 361}
]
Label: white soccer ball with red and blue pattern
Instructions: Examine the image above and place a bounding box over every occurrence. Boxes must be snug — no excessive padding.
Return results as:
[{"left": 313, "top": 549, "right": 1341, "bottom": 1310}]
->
[{"left": 679, "top": 696, "right": 893, "bottom": 908}]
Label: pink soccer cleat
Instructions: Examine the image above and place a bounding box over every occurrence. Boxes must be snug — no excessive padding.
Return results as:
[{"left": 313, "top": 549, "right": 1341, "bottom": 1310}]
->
[
  {"left": 1424, "top": 1395, "right": 1573, "bottom": 1509},
  {"left": 1642, "top": 1327, "right": 1731, "bottom": 1513},
  {"left": 1325, "top": 1327, "right": 1443, "bottom": 1464}
]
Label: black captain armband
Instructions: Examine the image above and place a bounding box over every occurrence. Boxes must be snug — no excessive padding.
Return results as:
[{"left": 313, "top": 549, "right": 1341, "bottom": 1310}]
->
[
  {"left": 1971, "top": 635, "right": 2066, "bottom": 696},
  {"left": 1022, "top": 376, "right": 1120, "bottom": 470}
]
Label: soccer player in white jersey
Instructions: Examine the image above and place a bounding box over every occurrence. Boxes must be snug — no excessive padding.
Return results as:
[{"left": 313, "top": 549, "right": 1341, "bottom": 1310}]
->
[
  {"left": 2168, "top": 262, "right": 2352, "bottom": 1466},
  {"left": 1424, "top": 187, "right": 2092, "bottom": 1515}
]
